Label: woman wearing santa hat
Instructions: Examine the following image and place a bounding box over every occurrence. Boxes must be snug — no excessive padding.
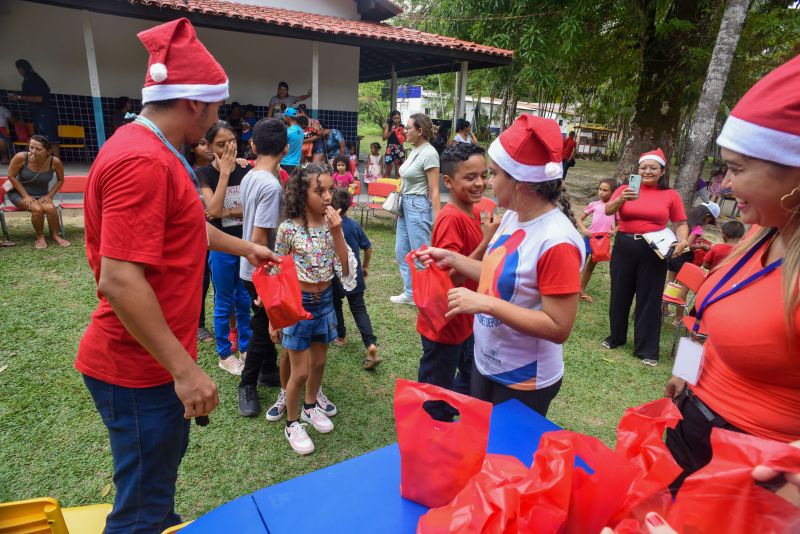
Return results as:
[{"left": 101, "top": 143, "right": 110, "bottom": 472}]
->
[
  {"left": 418, "top": 115, "right": 584, "bottom": 415},
  {"left": 663, "top": 53, "right": 800, "bottom": 490},
  {"left": 602, "top": 149, "right": 689, "bottom": 366}
]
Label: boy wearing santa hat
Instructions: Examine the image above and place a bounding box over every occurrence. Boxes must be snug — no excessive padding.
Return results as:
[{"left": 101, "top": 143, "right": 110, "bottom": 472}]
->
[{"left": 75, "top": 19, "right": 278, "bottom": 532}]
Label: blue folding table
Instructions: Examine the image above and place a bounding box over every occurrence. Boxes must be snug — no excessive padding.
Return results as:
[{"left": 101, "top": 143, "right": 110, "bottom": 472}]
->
[{"left": 184, "top": 399, "right": 560, "bottom": 533}]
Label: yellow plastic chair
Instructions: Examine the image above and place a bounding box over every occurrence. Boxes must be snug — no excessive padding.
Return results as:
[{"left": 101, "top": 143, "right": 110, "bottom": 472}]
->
[
  {"left": 56, "top": 125, "right": 86, "bottom": 149},
  {"left": 162, "top": 520, "right": 193, "bottom": 533},
  {"left": 376, "top": 177, "right": 400, "bottom": 187},
  {"left": 0, "top": 497, "right": 111, "bottom": 533}
]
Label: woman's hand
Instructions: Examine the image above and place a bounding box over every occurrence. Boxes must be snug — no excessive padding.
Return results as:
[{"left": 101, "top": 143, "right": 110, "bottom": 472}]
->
[
  {"left": 446, "top": 287, "right": 491, "bottom": 317},
  {"left": 671, "top": 240, "right": 689, "bottom": 257},
  {"left": 21, "top": 196, "right": 37, "bottom": 210},
  {"left": 753, "top": 439, "right": 800, "bottom": 506},
  {"left": 483, "top": 212, "right": 501, "bottom": 242},
  {"left": 664, "top": 376, "right": 687, "bottom": 400},
  {"left": 324, "top": 206, "right": 343, "bottom": 232},
  {"left": 215, "top": 140, "right": 237, "bottom": 176},
  {"left": 235, "top": 157, "right": 249, "bottom": 168},
  {"left": 415, "top": 246, "right": 456, "bottom": 269},
  {"left": 620, "top": 188, "right": 638, "bottom": 202},
  {"left": 601, "top": 513, "right": 676, "bottom": 534},
  {"left": 39, "top": 195, "right": 53, "bottom": 206}
]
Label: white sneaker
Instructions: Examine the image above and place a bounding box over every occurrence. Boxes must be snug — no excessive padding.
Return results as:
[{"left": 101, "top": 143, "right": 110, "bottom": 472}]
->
[
  {"left": 301, "top": 405, "right": 334, "bottom": 433},
  {"left": 285, "top": 422, "right": 315, "bottom": 455},
  {"left": 239, "top": 351, "right": 247, "bottom": 364},
  {"left": 266, "top": 389, "right": 287, "bottom": 422},
  {"left": 218, "top": 355, "right": 244, "bottom": 375},
  {"left": 316, "top": 388, "right": 337, "bottom": 417},
  {"left": 389, "top": 293, "right": 415, "bottom": 305}
]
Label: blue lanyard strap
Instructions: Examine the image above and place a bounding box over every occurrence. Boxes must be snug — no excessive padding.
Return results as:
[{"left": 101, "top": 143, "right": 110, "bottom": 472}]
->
[
  {"left": 134, "top": 115, "right": 203, "bottom": 195},
  {"left": 693, "top": 229, "right": 782, "bottom": 332}
]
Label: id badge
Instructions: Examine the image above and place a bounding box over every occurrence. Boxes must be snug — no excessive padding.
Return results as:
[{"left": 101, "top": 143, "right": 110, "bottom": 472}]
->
[{"left": 672, "top": 337, "right": 705, "bottom": 385}]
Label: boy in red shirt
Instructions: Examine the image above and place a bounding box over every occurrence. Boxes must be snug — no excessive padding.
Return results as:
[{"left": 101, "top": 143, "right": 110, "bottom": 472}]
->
[
  {"left": 703, "top": 220, "right": 745, "bottom": 269},
  {"left": 417, "top": 143, "right": 499, "bottom": 418}
]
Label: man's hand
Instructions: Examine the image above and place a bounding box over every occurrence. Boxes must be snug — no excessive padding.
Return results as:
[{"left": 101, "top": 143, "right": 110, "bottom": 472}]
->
[
  {"left": 664, "top": 376, "right": 687, "bottom": 400},
  {"left": 245, "top": 244, "right": 280, "bottom": 268},
  {"left": 173, "top": 361, "right": 219, "bottom": 419}
]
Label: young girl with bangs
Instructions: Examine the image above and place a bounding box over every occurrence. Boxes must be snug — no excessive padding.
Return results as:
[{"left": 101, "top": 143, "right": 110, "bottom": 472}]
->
[
  {"left": 418, "top": 115, "right": 584, "bottom": 416},
  {"left": 270, "top": 163, "right": 357, "bottom": 455}
]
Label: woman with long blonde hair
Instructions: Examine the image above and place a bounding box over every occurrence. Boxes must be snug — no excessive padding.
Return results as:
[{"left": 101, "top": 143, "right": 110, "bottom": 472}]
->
[{"left": 663, "top": 53, "right": 800, "bottom": 492}]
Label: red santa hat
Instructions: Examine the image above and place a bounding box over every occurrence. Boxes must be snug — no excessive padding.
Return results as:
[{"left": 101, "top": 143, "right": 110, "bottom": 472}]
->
[
  {"left": 138, "top": 18, "right": 229, "bottom": 104},
  {"left": 639, "top": 148, "right": 667, "bottom": 167},
  {"left": 717, "top": 53, "right": 800, "bottom": 167},
  {"left": 488, "top": 114, "right": 564, "bottom": 182}
]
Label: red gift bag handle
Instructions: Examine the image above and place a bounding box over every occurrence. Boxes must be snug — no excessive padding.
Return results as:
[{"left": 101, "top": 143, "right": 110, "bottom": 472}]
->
[{"left": 395, "top": 379, "right": 492, "bottom": 428}]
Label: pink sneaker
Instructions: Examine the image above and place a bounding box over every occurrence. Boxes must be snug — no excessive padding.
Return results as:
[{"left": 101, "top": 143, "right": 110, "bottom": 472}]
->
[{"left": 284, "top": 422, "right": 314, "bottom": 455}]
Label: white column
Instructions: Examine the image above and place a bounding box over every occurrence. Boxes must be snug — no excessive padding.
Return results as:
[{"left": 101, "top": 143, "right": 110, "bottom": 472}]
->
[
  {"left": 390, "top": 64, "right": 398, "bottom": 113},
  {"left": 311, "top": 41, "right": 319, "bottom": 118},
  {"left": 458, "top": 61, "right": 469, "bottom": 121},
  {"left": 82, "top": 10, "right": 106, "bottom": 147}
]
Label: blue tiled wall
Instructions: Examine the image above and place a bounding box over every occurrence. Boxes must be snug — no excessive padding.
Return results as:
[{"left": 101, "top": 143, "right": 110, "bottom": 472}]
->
[{"left": 0, "top": 89, "right": 358, "bottom": 161}]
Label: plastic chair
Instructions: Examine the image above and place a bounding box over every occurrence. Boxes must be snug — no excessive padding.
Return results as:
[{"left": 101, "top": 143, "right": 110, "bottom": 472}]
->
[
  {"left": 12, "top": 122, "right": 33, "bottom": 153},
  {"left": 348, "top": 180, "right": 364, "bottom": 220},
  {"left": 0, "top": 497, "right": 111, "bottom": 534},
  {"left": 363, "top": 181, "right": 398, "bottom": 228},
  {"left": 376, "top": 177, "right": 400, "bottom": 187},
  {"left": 0, "top": 177, "right": 21, "bottom": 242},
  {"left": 56, "top": 175, "right": 88, "bottom": 238},
  {"left": 666, "top": 262, "right": 708, "bottom": 358}
]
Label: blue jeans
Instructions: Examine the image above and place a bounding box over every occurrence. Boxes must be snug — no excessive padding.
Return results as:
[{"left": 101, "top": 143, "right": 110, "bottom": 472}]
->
[
  {"left": 395, "top": 194, "right": 433, "bottom": 298},
  {"left": 83, "top": 375, "right": 190, "bottom": 533},
  {"left": 209, "top": 250, "right": 252, "bottom": 357}
]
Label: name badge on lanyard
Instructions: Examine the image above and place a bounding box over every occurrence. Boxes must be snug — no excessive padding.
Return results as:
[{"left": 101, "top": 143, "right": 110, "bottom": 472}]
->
[{"left": 671, "top": 229, "right": 782, "bottom": 384}]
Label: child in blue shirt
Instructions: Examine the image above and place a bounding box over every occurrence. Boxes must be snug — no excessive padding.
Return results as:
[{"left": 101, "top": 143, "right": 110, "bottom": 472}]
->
[{"left": 331, "top": 189, "right": 380, "bottom": 369}]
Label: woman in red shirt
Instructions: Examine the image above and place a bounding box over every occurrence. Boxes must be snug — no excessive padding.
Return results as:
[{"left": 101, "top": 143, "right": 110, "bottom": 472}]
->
[
  {"left": 602, "top": 149, "right": 688, "bottom": 365},
  {"left": 664, "top": 53, "right": 800, "bottom": 491}
]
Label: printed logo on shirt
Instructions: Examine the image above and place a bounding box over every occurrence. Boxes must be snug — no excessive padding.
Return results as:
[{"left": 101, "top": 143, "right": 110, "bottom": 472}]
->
[
  {"left": 477, "top": 229, "right": 526, "bottom": 301},
  {"left": 476, "top": 313, "right": 502, "bottom": 327},
  {"left": 222, "top": 185, "right": 243, "bottom": 227}
]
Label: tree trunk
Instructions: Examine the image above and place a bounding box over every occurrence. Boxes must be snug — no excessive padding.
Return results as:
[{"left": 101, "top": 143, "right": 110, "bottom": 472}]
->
[
  {"left": 507, "top": 92, "right": 519, "bottom": 128},
  {"left": 614, "top": 1, "right": 709, "bottom": 183},
  {"left": 488, "top": 91, "right": 495, "bottom": 134},
  {"left": 499, "top": 86, "right": 509, "bottom": 130},
  {"left": 674, "top": 0, "right": 751, "bottom": 210}
]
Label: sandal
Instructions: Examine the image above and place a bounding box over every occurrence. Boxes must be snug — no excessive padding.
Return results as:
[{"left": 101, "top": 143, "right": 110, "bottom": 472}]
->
[
  {"left": 580, "top": 294, "right": 593, "bottom": 303},
  {"left": 0, "top": 240, "right": 15, "bottom": 248},
  {"left": 363, "top": 344, "right": 382, "bottom": 370}
]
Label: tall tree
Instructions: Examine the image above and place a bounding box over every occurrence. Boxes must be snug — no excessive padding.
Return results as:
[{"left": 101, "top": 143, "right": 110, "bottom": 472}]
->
[{"left": 674, "top": 0, "right": 752, "bottom": 209}]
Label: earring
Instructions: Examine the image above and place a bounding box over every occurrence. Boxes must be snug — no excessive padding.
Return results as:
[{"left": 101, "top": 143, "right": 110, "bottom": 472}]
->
[{"left": 780, "top": 187, "right": 800, "bottom": 213}]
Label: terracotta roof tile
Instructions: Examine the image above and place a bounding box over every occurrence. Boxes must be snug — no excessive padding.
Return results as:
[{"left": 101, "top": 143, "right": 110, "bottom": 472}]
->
[{"left": 129, "top": 0, "right": 513, "bottom": 59}]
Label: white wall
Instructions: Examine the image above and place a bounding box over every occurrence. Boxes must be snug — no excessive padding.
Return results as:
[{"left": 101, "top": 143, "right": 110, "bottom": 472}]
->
[
  {"left": 227, "top": 0, "right": 359, "bottom": 19},
  {"left": 0, "top": 0, "right": 359, "bottom": 111}
]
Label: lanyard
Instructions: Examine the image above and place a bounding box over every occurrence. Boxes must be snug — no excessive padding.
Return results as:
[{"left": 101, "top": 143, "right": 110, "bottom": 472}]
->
[
  {"left": 134, "top": 115, "right": 203, "bottom": 194},
  {"left": 693, "top": 229, "right": 782, "bottom": 332}
]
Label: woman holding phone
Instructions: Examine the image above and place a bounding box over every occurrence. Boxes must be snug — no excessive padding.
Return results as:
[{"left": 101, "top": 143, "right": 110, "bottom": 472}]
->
[{"left": 602, "top": 149, "right": 688, "bottom": 366}]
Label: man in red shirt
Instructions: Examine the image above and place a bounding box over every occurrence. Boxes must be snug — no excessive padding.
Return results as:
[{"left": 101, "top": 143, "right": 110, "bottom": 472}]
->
[
  {"left": 76, "top": 19, "right": 278, "bottom": 533},
  {"left": 561, "top": 131, "right": 577, "bottom": 179},
  {"left": 417, "top": 143, "right": 498, "bottom": 419}
]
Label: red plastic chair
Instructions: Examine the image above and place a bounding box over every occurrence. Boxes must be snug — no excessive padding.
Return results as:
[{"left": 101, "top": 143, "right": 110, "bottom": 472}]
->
[
  {"left": 56, "top": 176, "right": 88, "bottom": 238},
  {"left": 667, "top": 262, "right": 709, "bottom": 358},
  {"left": 363, "top": 181, "right": 398, "bottom": 228}
]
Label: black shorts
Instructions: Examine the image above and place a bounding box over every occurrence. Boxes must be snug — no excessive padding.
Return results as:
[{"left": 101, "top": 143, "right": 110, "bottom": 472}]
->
[{"left": 667, "top": 251, "right": 694, "bottom": 273}]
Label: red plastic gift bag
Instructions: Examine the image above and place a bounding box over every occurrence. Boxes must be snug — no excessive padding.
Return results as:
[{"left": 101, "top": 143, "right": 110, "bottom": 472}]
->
[
  {"left": 668, "top": 428, "right": 800, "bottom": 534},
  {"left": 395, "top": 379, "right": 492, "bottom": 508},
  {"left": 251, "top": 258, "right": 312, "bottom": 329},
  {"left": 405, "top": 248, "right": 455, "bottom": 333},
  {"left": 589, "top": 232, "right": 611, "bottom": 262}
]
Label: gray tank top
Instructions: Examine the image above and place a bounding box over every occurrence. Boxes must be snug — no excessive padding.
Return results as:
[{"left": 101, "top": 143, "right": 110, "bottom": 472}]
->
[{"left": 18, "top": 153, "right": 55, "bottom": 197}]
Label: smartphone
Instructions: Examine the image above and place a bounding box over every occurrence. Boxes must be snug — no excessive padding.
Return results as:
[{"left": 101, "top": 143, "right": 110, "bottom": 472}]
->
[{"left": 628, "top": 174, "right": 642, "bottom": 198}]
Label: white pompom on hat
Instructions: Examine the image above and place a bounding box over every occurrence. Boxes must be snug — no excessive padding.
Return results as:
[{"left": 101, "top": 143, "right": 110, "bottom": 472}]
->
[
  {"left": 488, "top": 114, "right": 564, "bottom": 182},
  {"left": 639, "top": 148, "right": 667, "bottom": 167},
  {"left": 717, "top": 53, "right": 800, "bottom": 167},
  {"left": 138, "top": 18, "right": 229, "bottom": 104}
]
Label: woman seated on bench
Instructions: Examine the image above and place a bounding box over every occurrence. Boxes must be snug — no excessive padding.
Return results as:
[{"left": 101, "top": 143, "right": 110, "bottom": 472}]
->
[{"left": 5, "top": 134, "right": 69, "bottom": 249}]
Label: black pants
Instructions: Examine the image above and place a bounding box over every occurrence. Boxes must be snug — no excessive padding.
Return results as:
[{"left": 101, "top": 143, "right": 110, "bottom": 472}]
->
[
  {"left": 239, "top": 280, "right": 279, "bottom": 387},
  {"left": 470, "top": 363, "right": 562, "bottom": 417},
  {"left": 562, "top": 159, "right": 571, "bottom": 180},
  {"left": 332, "top": 289, "right": 377, "bottom": 348},
  {"left": 199, "top": 252, "right": 211, "bottom": 329},
  {"left": 606, "top": 232, "right": 668, "bottom": 360},
  {"left": 666, "top": 388, "right": 743, "bottom": 493},
  {"left": 419, "top": 335, "right": 473, "bottom": 396}
]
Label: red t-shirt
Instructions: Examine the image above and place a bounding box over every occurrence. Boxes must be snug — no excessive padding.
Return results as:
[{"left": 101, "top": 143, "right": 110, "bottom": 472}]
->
[
  {"left": 75, "top": 123, "right": 207, "bottom": 388},
  {"left": 692, "top": 230, "right": 800, "bottom": 442},
  {"left": 562, "top": 137, "right": 576, "bottom": 160},
  {"left": 418, "top": 204, "right": 484, "bottom": 344},
  {"left": 703, "top": 243, "right": 733, "bottom": 269},
  {"left": 611, "top": 184, "right": 686, "bottom": 234}
]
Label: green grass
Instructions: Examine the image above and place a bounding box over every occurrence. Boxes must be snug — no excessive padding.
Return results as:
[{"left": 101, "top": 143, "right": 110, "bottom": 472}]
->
[{"left": 0, "top": 159, "right": 677, "bottom": 519}]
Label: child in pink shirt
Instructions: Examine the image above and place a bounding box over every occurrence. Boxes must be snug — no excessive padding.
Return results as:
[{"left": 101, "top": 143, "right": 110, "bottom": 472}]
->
[
  {"left": 332, "top": 154, "right": 355, "bottom": 190},
  {"left": 577, "top": 178, "right": 617, "bottom": 302}
]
